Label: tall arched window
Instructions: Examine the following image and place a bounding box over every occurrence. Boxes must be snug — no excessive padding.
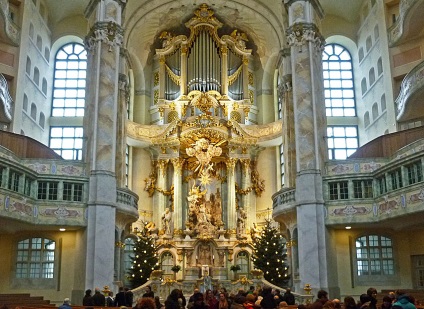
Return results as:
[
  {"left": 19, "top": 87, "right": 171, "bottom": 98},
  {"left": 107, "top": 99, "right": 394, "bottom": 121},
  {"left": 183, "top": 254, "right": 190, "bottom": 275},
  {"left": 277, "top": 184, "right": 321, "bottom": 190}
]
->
[
  {"left": 52, "top": 43, "right": 87, "bottom": 117},
  {"left": 49, "top": 42, "right": 87, "bottom": 160},
  {"left": 123, "top": 237, "right": 135, "bottom": 285},
  {"left": 26, "top": 57, "right": 31, "bottom": 75},
  {"left": 16, "top": 237, "right": 55, "bottom": 278},
  {"left": 39, "top": 112, "right": 45, "bottom": 128},
  {"left": 323, "top": 44, "right": 356, "bottom": 117},
  {"left": 33, "top": 67, "right": 40, "bottom": 86},
  {"left": 372, "top": 103, "right": 379, "bottom": 120},
  {"left": 323, "top": 43, "right": 358, "bottom": 160},
  {"left": 30, "top": 103, "right": 37, "bottom": 120}
]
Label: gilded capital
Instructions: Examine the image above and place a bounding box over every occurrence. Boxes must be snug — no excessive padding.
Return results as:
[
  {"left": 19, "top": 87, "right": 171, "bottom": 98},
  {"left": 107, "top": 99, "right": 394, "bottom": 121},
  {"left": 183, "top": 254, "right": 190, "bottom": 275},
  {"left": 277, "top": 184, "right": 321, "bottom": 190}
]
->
[
  {"left": 158, "top": 160, "right": 168, "bottom": 173},
  {"left": 226, "top": 158, "right": 238, "bottom": 171},
  {"left": 171, "top": 158, "right": 185, "bottom": 174},
  {"left": 240, "top": 159, "right": 251, "bottom": 173}
]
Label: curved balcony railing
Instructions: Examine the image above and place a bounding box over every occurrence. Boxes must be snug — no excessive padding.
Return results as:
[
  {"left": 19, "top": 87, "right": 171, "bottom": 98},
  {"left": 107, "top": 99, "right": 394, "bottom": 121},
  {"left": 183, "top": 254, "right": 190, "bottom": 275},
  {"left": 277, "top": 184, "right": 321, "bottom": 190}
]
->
[
  {"left": 272, "top": 187, "right": 296, "bottom": 217},
  {"left": 388, "top": 0, "right": 423, "bottom": 47},
  {"left": 117, "top": 187, "right": 139, "bottom": 209},
  {"left": 324, "top": 139, "right": 424, "bottom": 226},
  {"left": 395, "top": 59, "right": 424, "bottom": 121},
  {"left": 0, "top": 0, "right": 20, "bottom": 46}
]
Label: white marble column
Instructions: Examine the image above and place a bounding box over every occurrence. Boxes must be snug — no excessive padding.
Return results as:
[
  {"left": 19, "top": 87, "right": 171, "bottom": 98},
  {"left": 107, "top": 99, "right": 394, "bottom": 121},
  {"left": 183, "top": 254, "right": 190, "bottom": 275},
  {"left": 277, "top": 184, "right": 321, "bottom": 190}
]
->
[
  {"left": 226, "top": 158, "right": 237, "bottom": 232},
  {"left": 285, "top": 0, "right": 331, "bottom": 294},
  {"left": 83, "top": 0, "right": 126, "bottom": 290},
  {"left": 156, "top": 159, "right": 168, "bottom": 231},
  {"left": 171, "top": 157, "right": 184, "bottom": 233},
  {"left": 240, "top": 159, "right": 252, "bottom": 230}
]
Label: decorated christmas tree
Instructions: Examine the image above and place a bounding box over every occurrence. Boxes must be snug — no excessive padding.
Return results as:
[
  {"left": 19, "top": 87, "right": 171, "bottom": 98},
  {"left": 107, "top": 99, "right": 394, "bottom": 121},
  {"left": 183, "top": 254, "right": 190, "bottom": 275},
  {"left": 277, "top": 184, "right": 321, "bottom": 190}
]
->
[
  {"left": 127, "top": 222, "right": 159, "bottom": 288},
  {"left": 252, "top": 219, "right": 290, "bottom": 286}
]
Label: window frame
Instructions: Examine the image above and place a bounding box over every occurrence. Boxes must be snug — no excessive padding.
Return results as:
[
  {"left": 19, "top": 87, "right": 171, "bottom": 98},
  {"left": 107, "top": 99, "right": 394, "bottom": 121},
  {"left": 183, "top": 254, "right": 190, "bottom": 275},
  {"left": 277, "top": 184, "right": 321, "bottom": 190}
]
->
[
  {"left": 351, "top": 234, "right": 399, "bottom": 285},
  {"left": 13, "top": 237, "right": 58, "bottom": 289}
]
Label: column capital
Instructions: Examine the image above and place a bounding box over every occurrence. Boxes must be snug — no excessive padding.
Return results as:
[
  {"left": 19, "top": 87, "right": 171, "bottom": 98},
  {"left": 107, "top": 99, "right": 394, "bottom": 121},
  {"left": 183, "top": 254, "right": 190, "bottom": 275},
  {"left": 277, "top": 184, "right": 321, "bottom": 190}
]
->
[
  {"left": 226, "top": 158, "right": 238, "bottom": 171},
  {"left": 240, "top": 159, "right": 251, "bottom": 173},
  {"left": 157, "top": 159, "right": 169, "bottom": 173},
  {"left": 84, "top": 21, "right": 124, "bottom": 52},
  {"left": 286, "top": 23, "right": 325, "bottom": 53},
  {"left": 171, "top": 158, "right": 185, "bottom": 174}
]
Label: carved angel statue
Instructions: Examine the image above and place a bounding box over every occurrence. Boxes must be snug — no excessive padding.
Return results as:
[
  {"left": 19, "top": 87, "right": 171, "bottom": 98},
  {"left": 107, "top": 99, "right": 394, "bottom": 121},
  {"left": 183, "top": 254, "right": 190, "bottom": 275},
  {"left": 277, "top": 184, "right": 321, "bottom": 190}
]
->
[
  {"left": 186, "top": 138, "right": 222, "bottom": 171},
  {"left": 230, "top": 29, "right": 248, "bottom": 48},
  {"left": 159, "top": 31, "right": 174, "bottom": 48}
]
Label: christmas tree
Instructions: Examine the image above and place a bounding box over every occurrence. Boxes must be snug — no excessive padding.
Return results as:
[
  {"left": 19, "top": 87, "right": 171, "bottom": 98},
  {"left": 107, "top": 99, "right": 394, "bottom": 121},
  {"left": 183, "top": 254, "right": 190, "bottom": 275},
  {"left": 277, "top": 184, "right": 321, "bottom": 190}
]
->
[
  {"left": 127, "top": 222, "right": 159, "bottom": 288},
  {"left": 252, "top": 219, "right": 290, "bottom": 286}
]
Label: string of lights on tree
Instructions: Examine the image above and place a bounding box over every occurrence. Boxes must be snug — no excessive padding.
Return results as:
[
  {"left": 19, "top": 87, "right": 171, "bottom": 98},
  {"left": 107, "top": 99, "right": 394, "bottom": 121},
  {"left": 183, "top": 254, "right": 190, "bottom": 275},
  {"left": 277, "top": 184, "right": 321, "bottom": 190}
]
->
[
  {"left": 252, "top": 219, "right": 290, "bottom": 287},
  {"left": 127, "top": 222, "right": 159, "bottom": 289}
]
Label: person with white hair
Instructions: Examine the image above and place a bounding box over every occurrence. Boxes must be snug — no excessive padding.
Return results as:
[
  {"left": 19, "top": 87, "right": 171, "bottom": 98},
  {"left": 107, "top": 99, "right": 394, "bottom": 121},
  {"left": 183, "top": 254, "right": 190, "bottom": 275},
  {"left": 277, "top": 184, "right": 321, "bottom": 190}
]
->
[{"left": 58, "top": 298, "right": 71, "bottom": 309}]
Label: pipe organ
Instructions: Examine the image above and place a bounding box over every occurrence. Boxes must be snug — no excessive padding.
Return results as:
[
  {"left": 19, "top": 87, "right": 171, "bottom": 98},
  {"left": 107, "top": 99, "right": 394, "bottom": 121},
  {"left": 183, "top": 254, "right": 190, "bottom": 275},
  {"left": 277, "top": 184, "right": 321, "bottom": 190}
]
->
[{"left": 153, "top": 4, "right": 255, "bottom": 124}]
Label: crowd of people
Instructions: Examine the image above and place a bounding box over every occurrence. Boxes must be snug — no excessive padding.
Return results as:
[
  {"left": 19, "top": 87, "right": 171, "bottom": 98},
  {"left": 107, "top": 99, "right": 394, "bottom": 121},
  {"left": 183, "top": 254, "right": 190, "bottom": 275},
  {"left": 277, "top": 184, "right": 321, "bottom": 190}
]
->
[{"left": 51, "top": 285, "right": 421, "bottom": 309}]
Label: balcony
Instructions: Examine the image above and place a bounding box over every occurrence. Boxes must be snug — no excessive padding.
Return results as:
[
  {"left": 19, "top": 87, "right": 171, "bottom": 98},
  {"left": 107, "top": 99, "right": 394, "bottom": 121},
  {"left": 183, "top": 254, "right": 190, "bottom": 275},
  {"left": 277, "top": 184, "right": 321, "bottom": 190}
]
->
[
  {"left": 272, "top": 187, "right": 296, "bottom": 220},
  {"left": 0, "top": 0, "right": 20, "bottom": 46},
  {"left": 395, "top": 60, "right": 424, "bottom": 122},
  {"left": 272, "top": 138, "right": 424, "bottom": 229},
  {"left": 324, "top": 138, "right": 424, "bottom": 229},
  {"left": 388, "top": 0, "right": 424, "bottom": 47}
]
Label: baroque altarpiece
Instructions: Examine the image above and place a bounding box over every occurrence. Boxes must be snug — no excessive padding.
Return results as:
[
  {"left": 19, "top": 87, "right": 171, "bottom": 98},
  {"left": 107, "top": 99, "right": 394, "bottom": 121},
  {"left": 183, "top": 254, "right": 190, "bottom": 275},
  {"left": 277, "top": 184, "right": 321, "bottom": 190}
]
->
[{"left": 127, "top": 4, "right": 283, "bottom": 282}]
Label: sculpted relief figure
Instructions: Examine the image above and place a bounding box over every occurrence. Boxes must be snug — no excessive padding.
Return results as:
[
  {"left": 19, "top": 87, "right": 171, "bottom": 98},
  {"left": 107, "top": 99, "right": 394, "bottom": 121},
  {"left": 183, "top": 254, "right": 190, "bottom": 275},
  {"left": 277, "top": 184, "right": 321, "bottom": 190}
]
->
[{"left": 162, "top": 207, "right": 173, "bottom": 235}]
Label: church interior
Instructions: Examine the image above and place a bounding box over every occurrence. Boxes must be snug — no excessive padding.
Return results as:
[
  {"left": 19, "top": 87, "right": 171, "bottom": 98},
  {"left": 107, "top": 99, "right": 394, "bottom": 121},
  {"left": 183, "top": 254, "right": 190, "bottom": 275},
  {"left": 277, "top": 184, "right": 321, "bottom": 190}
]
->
[{"left": 0, "top": 0, "right": 424, "bottom": 305}]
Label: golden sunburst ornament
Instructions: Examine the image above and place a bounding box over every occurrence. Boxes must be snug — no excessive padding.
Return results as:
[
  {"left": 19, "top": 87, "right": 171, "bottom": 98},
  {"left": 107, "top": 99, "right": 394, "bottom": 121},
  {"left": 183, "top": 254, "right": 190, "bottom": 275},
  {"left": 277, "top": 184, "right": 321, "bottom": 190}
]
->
[{"left": 199, "top": 171, "right": 212, "bottom": 185}]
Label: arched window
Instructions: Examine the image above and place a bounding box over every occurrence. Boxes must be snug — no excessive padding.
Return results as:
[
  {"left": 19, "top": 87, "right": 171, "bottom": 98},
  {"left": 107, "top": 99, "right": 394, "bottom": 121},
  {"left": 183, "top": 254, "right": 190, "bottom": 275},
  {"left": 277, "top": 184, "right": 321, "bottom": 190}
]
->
[
  {"left": 160, "top": 252, "right": 174, "bottom": 279},
  {"left": 374, "top": 25, "right": 379, "bottom": 40},
  {"left": 369, "top": 68, "right": 375, "bottom": 86},
  {"left": 377, "top": 58, "right": 383, "bottom": 76},
  {"left": 50, "top": 42, "right": 87, "bottom": 160},
  {"left": 39, "top": 112, "right": 45, "bottom": 128},
  {"left": 366, "top": 36, "right": 372, "bottom": 52},
  {"left": 33, "top": 67, "right": 40, "bottom": 86},
  {"left": 26, "top": 57, "right": 31, "bottom": 75},
  {"left": 23, "top": 94, "right": 28, "bottom": 112},
  {"left": 361, "top": 78, "right": 367, "bottom": 95},
  {"left": 355, "top": 235, "right": 394, "bottom": 276},
  {"left": 372, "top": 102, "right": 379, "bottom": 120},
  {"left": 123, "top": 238, "right": 135, "bottom": 285},
  {"left": 322, "top": 44, "right": 356, "bottom": 116},
  {"left": 358, "top": 48, "right": 364, "bottom": 62},
  {"left": 16, "top": 237, "right": 55, "bottom": 278},
  {"left": 30, "top": 103, "right": 37, "bottom": 120},
  {"left": 235, "top": 251, "right": 250, "bottom": 277},
  {"left": 29, "top": 23, "right": 34, "bottom": 40},
  {"left": 381, "top": 94, "right": 386, "bottom": 112},
  {"left": 36, "top": 35, "right": 42, "bottom": 51},
  {"left": 42, "top": 78, "right": 47, "bottom": 94},
  {"left": 364, "top": 112, "right": 370, "bottom": 127},
  {"left": 44, "top": 47, "right": 50, "bottom": 62},
  {"left": 52, "top": 43, "right": 87, "bottom": 117}
]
